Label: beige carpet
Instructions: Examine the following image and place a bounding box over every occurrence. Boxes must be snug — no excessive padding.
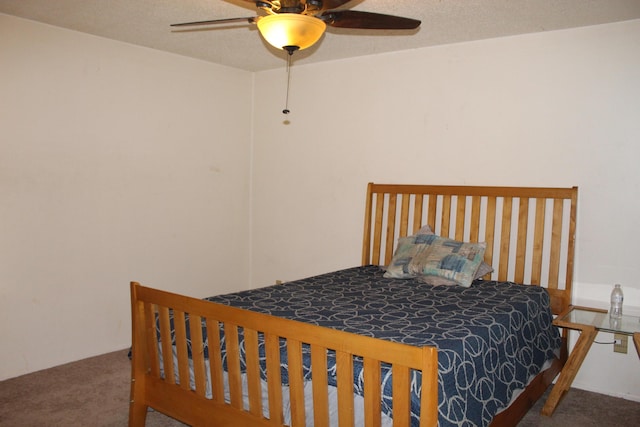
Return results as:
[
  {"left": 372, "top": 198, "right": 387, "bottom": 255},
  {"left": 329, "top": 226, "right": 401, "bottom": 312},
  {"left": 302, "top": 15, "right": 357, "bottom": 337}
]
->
[{"left": 1, "top": 349, "right": 638, "bottom": 426}]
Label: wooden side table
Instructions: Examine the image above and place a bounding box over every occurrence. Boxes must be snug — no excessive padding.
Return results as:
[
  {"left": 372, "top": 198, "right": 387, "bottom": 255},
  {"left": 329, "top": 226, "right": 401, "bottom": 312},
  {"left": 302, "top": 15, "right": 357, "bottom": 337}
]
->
[{"left": 541, "top": 305, "right": 640, "bottom": 416}]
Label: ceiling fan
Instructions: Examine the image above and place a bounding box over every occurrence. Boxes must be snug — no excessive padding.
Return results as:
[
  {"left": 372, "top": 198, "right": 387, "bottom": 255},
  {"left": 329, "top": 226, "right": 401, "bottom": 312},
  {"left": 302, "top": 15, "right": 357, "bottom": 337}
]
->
[
  {"left": 171, "top": 0, "right": 421, "bottom": 54},
  {"left": 172, "top": 1, "right": 420, "bottom": 115}
]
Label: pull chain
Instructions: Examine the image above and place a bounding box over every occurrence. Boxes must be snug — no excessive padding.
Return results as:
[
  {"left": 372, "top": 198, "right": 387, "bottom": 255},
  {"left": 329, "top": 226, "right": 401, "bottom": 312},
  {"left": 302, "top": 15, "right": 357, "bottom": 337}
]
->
[
  {"left": 282, "top": 51, "right": 293, "bottom": 115},
  {"left": 282, "top": 47, "right": 298, "bottom": 114}
]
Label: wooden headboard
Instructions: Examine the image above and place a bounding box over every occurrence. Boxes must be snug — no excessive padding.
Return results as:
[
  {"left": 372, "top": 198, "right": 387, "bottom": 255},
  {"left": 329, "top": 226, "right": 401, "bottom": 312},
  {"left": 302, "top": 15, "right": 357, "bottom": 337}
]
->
[{"left": 361, "top": 183, "right": 578, "bottom": 315}]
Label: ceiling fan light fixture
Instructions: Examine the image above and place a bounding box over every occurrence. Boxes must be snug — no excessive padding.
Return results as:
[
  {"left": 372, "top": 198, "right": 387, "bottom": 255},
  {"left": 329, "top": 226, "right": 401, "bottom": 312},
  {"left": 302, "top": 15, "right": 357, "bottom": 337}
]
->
[{"left": 257, "top": 14, "right": 326, "bottom": 51}]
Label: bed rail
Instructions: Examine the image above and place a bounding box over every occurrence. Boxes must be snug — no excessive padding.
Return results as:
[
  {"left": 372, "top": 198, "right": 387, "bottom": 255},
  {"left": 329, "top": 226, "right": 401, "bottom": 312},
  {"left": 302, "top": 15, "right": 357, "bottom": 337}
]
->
[
  {"left": 362, "top": 183, "right": 578, "bottom": 315},
  {"left": 129, "top": 282, "right": 439, "bottom": 427}
]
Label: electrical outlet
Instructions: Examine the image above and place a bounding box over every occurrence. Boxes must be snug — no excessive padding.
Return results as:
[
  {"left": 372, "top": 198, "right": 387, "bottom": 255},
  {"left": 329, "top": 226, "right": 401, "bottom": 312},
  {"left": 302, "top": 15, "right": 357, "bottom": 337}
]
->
[{"left": 614, "top": 333, "right": 628, "bottom": 354}]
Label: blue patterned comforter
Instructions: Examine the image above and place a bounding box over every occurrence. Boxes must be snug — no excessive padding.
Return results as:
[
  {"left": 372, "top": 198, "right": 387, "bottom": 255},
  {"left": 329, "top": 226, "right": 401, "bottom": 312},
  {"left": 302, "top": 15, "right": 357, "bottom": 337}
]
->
[{"left": 184, "top": 265, "right": 559, "bottom": 426}]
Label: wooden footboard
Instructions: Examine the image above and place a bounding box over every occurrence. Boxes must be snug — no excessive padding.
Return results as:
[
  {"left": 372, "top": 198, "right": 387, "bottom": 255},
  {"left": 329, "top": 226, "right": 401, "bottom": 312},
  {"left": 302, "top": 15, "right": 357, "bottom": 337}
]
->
[{"left": 129, "top": 282, "right": 439, "bottom": 427}]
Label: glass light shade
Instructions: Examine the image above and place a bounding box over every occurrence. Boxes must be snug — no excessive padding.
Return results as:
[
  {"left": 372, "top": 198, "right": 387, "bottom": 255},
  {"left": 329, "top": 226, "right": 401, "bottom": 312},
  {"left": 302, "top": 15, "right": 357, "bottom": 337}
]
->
[{"left": 257, "top": 14, "right": 326, "bottom": 51}]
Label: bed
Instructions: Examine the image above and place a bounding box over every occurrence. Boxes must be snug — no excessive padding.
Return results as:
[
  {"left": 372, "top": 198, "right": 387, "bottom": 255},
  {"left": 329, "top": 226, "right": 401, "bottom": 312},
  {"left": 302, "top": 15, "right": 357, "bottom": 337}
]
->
[{"left": 129, "top": 183, "right": 578, "bottom": 427}]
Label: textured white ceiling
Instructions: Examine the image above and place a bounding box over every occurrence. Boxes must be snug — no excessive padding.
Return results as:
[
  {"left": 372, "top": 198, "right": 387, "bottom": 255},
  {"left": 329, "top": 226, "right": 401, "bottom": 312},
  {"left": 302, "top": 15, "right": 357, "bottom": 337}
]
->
[{"left": 1, "top": 0, "right": 639, "bottom": 71}]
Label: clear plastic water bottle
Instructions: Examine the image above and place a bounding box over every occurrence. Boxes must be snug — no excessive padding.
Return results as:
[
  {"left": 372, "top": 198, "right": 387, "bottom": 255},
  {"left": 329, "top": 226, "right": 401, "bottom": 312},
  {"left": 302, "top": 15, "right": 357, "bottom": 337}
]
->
[{"left": 610, "top": 284, "right": 623, "bottom": 319}]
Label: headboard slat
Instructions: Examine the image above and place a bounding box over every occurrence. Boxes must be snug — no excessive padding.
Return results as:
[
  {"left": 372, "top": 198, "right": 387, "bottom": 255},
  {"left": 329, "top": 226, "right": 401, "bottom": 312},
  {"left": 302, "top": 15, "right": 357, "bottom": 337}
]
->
[
  {"left": 455, "top": 196, "right": 466, "bottom": 241},
  {"left": 427, "top": 195, "right": 437, "bottom": 234},
  {"left": 531, "top": 199, "right": 546, "bottom": 285},
  {"left": 484, "top": 196, "right": 498, "bottom": 270},
  {"left": 372, "top": 194, "right": 385, "bottom": 266},
  {"left": 548, "top": 199, "right": 565, "bottom": 290},
  {"left": 400, "top": 194, "right": 411, "bottom": 238},
  {"left": 441, "top": 195, "right": 452, "bottom": 237},
  {"left": 498, "top": 197, "right": 513, "bottom": 282},
  {"left": 565, "top": 190, "right": 579, "bottom": 296},
  {"left": 413, "top": 195, "right": 424, "bottom": 235},
  {"left": 384, "top": 194, "right": 398, "bottom": 266},
  {"left": 514, "top": 198, "right": 530, "bottom": 284},
  {"left": 470, "top": 196, "right": 482, "bottom": 242}
]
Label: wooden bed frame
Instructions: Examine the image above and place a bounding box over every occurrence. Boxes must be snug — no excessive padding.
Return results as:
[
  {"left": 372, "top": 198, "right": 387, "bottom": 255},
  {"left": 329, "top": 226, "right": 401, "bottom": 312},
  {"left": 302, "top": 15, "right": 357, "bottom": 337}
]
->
[{"left": 129, "top": 183, "right": 578, "bottom": 427}]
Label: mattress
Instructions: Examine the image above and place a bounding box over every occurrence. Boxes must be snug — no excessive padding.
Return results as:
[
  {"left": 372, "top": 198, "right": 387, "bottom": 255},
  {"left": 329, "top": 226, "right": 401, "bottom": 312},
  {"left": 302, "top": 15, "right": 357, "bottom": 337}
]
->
[{"left": 165, "top": 265, "right": 561, "bottom": 427}]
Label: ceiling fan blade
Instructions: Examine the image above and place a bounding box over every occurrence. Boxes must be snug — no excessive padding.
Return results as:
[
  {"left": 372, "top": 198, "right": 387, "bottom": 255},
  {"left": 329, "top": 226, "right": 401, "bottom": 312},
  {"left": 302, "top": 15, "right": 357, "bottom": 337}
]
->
[
  {"left": 321, "top": 10, "right": 420, "bottom": 30},
  {"left": 319, "top": 0, "right": 354, "bottom": 11},
  {"left": 237, "top": 0, "right": 352, "bottom": 13},
  {"left": 170, "top": 17, "right": 256, "bottom": 27},
  {"left": 238, "top": 0, "right": 276, "bottom": 5}
]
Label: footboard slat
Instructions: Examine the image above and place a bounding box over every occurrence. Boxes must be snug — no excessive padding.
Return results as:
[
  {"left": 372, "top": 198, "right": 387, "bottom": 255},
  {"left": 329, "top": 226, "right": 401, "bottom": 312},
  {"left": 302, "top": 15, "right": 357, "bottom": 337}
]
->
[
  {"left": 311, "top": 344, "right": 330, "bottom": 427},
  {"left": 265, "top": 333, "right": 284, "bottom": 424},
  {"left": 206, "top": 318, "right": 225, "bottom": 403},
  {"left": 419, "top": 347, "right": 439, "bottom": 427},
  {"left": 287, "top": 339, "right": 306, "bottom": 427},
  {"left": 189, "top": 314, "right": 207, "bottom": 397},
  {"left": 143, "top": 302, "right": 160, "bottom": 377},
  {"left": 336, "top": 350, "right": 354, "bottom": 427},
  {"left": 225, "top": 324, "right": 243, "bottom": 409},
  {"left": 392, "top": 365, "right": 411, "bottom": 426},
  {"left": 173, "top": 310, "right": 190, "bottom": 391},
  {"left": 157, "top": 306, "right": 175, "bottom": 385},
  {"left": 363, "top": 358, "right": 382, "bottom": 427},
  {"left": 245, "top": 328, "right": 263, "bottom": 417}
]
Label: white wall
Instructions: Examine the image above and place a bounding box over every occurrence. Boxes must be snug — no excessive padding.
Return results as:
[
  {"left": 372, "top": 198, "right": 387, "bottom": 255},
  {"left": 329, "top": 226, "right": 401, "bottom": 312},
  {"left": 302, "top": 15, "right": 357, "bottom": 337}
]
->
[
  {"left": 0, "top": 15, "right": 253, "bottom": 380},
  {"left": 252, "top": 20, "right": 640, "bottom": 399}
]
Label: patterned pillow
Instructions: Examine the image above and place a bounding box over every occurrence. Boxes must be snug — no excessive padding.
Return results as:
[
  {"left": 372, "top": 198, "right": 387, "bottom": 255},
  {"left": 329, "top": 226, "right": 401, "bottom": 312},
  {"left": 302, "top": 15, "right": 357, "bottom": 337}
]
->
[
  {"left": 417, "top": 262, "right": 494, "bottom": 286},
  {"left": 416, "top": 224, "right": 434, "bottom": 235},
  {"left": 408, "top": 234, "right": 486, "bottom": 287},
  {"left": 416, "top": 224, "right": 493, "bottom": 281},
  {"left": 473, "top": 260, "right": 494, "bottom": 280},
  {"left": 382, "top": 236, "right": 425, "bottom": 279},
  {"left": 383, "top": 226, "right": 489, "bottom": 287}
]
